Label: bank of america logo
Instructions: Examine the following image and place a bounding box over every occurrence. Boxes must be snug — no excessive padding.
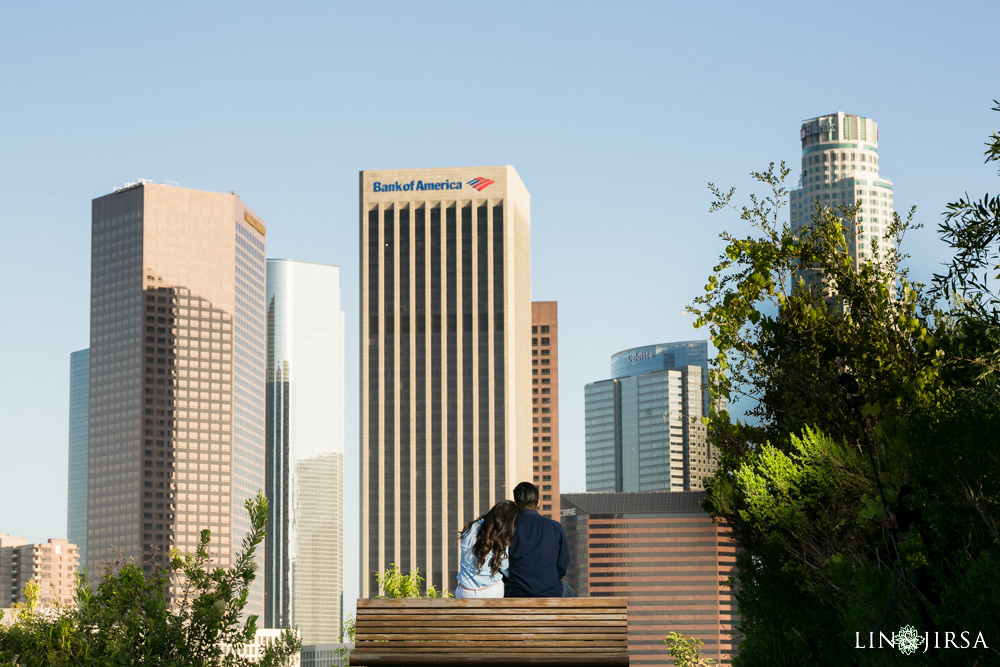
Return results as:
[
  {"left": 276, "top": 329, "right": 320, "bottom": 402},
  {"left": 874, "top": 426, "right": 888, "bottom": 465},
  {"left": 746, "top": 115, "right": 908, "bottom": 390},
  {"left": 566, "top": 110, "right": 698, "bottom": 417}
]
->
[{"left": 467, "top": 177, "right": 495, "bottom": 191}]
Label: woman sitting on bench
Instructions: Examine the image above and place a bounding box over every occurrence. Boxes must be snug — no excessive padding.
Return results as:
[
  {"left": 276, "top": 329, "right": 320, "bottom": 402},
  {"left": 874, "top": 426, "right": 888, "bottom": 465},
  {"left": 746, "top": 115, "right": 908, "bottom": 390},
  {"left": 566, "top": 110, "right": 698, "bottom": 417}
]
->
[{"left": 456, "top": 500, "right": 520, "bottom": 598}]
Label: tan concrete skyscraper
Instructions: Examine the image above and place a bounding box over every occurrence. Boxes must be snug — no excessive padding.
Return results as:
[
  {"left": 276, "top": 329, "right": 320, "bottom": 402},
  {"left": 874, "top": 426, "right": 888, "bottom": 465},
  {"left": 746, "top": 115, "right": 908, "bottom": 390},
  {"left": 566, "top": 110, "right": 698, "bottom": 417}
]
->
[
  {"left": 360, "top": 166, "right": 532, "bottom": 596},
  {"left": 790, "top": 112, "right": 895, "bottom": 288},
  {"left": 531, "top": 301, "right": 559, "bottom": 518},
  {"left": 87, "top": 182, "right": 266, "bottom": 616}
]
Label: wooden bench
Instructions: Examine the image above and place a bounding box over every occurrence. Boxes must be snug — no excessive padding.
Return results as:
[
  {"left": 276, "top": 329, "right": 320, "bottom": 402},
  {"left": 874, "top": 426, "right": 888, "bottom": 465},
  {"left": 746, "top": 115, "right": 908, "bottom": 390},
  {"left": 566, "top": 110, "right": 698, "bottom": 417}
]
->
[{"left": 351, "top": 597, "right": 629, "bottom": 666}]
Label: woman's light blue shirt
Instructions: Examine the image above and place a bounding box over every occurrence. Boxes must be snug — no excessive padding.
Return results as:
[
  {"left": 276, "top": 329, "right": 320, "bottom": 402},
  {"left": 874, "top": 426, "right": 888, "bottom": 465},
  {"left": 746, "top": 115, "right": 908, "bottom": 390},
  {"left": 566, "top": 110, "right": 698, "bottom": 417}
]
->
[{"left": 457, "top": 519, "right": 509, "bottom": 589}]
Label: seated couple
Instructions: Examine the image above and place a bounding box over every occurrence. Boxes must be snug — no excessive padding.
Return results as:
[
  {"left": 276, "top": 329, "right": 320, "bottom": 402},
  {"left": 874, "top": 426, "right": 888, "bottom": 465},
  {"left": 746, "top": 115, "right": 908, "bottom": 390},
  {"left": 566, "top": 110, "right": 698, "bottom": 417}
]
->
[{"left": 456, "top": 481, "right": 573, "bottom": 598}]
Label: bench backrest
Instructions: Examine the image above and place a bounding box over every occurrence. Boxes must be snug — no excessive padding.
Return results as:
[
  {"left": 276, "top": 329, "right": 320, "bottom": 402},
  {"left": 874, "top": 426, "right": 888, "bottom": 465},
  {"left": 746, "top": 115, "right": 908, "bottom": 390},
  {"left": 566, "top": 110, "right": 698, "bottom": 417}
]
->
[{"left": 352, "top": 597, "right": 628, "bottom": 666}]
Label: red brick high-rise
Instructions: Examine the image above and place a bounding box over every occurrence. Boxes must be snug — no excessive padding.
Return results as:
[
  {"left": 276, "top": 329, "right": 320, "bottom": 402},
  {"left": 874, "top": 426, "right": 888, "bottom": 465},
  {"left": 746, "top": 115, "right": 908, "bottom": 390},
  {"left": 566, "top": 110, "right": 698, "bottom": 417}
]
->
[
  {"left": 531, "top": 302, "right": 559, "bottom": 518},
  {"left": 561, "top": 491, "right": 737, "bottom": 666}
]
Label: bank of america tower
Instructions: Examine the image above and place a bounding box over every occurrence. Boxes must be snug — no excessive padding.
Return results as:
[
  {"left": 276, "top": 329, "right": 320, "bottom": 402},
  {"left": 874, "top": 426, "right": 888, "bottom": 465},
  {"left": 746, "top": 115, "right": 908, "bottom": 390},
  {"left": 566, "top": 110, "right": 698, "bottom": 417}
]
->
[{"left": 359, "top": 166, "right": 533, "bottom": 596}]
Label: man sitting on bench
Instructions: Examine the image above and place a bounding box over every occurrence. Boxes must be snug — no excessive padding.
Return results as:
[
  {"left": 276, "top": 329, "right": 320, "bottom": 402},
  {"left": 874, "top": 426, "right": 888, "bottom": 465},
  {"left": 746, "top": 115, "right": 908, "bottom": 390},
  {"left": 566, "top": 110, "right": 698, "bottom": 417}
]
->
[{"left": 504, "top": 481, "right": 574, "bottom": 597}]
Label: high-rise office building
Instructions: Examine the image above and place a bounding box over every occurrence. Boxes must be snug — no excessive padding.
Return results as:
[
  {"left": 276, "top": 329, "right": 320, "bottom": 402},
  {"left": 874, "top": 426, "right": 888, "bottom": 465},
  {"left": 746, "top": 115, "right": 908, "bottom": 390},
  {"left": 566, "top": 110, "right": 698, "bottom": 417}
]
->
[
  {"left": 585, "top": 341, "right": 714, "bottom": 493},
  {"left": 360, "top": 166, "right": 532, "bottom": 596},
  {"left": 264, "top": 259, "right": 344, "bottom": 643},
  {"left": 68, "top": 348, "right": 89, "bottom": 571},
  {"left": 87, "top": 182, "right": 266, "bottom": 616},
  {"left": 560, "top": 492, "right": 737, "bottom": 667},
  {"left": 790, "top": 112, "right": 895, "bottom": 286},
  {"left": 531, "top": 301, "right": 559, "bottom": 518},
  {"left": 300, "top": 644, "right": 350, "bottom": 667},
  {"left": 0, "top": 535, "right": 80, "bottom": 607}
]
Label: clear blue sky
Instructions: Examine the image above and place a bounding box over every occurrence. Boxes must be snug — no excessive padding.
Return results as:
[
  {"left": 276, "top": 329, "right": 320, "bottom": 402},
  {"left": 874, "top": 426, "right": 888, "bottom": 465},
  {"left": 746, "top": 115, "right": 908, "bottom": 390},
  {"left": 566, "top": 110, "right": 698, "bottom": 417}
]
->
[{"left": 1, "top": 1, "right": 997, "bottom": 616}]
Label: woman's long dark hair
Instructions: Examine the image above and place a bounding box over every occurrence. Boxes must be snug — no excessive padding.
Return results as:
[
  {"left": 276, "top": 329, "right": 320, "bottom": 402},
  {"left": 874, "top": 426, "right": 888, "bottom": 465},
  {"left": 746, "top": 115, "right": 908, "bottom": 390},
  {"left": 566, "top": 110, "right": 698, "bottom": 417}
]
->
[{"left": 459, "top": 500, "right": 521, "bottom": 577}]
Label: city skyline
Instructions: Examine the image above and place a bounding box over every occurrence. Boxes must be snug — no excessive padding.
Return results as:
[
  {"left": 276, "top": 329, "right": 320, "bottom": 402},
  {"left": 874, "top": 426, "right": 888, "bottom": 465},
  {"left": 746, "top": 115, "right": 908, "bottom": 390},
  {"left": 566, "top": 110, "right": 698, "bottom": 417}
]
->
[{"left": 2, "top": 3, "right": 998, "bottom": 619}]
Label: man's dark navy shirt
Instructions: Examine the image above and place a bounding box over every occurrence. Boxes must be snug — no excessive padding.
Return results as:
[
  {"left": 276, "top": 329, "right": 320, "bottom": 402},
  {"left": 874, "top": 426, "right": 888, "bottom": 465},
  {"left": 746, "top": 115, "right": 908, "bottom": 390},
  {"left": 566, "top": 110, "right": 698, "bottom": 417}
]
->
[{"left": 505, "top": 509, "right": 570, "bottom": 597}]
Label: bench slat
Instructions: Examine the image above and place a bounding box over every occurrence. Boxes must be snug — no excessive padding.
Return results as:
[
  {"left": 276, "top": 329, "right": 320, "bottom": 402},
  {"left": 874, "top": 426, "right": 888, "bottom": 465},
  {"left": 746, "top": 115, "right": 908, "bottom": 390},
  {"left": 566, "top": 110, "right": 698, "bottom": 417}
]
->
[
  {"left": 357, "top": 598, "right": 625, "bottom": 609},
  {"left": 350, "top": 653, "right": 629, "bottom": 667},
  {"left": 356, "top": 639, "right": 626, "bottom": 646},
  {"left": 357, "top": 607, "right": 627, "bottom": 618},
  {"left": 356, "top": 641, "right": 627, "bottom": 648},
  {"left": 357, "top": 613, "right": 626, "bottom": 622},
  {"left": 357, "top": 619, "right": 628, "bottom": 629},
  {"left": 354, "top": 611, "right": 626, "bottom": 618},
  {"left": 359, "top": 632, "right": 626, "bottom": 640}
]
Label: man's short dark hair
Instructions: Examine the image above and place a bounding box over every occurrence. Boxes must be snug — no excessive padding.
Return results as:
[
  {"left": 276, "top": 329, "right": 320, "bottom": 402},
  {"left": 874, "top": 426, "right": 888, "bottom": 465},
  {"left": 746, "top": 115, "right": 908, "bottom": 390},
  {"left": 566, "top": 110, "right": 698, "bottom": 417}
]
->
[{"left": 513, "top": 481, "right": 539, "bottom": 509}]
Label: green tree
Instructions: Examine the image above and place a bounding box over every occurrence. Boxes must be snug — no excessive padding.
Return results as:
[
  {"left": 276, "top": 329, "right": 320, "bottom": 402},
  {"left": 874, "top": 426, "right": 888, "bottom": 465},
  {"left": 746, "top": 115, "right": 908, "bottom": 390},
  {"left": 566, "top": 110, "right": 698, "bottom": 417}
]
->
[
  {"left": 934, "top": 99, "right": 1000, "bottom": 311},
  {"left": 375, "top": 563, "right": 451, "bottom": 599},
  {"left": 0, "top": 493, "right": 301, "bottom": 667},
  {"left": 664, "top": 631, "right": 716, "bottom": 667},
  {"left": 689, "top": 105, "right": 1000, "bottom": 666}
]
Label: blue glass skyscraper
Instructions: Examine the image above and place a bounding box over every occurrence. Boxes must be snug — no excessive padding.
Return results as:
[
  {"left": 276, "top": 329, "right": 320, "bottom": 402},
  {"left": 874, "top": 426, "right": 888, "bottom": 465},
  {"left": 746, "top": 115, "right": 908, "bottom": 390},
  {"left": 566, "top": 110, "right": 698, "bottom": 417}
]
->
[
  {"left": 67, "top": 348, "right": 89, "bottom": 571},
  {"left": 585, "top": 341, "right": 716, "bottom": 492}
]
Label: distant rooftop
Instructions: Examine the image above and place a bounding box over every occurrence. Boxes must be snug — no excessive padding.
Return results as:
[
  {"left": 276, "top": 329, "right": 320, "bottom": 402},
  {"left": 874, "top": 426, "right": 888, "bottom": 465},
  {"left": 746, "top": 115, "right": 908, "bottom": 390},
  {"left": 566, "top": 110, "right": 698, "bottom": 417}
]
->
[
  {"left": 561, "top": 490, "right": 708, "bottom": 516},
  {"left": 112, "top": 178, "right": 180, "bottom": 193}
]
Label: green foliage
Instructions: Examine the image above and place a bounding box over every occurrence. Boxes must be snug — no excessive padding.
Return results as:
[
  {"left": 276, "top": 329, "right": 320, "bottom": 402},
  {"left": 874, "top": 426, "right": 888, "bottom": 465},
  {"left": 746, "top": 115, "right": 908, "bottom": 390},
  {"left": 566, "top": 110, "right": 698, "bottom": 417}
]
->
[
  {"left": 337, "top": 614, "right": 355, "bottom": 667},
  {"left": 664, "top": 631, "right": 716, "bottom": 666},
  {"left": 0, "top": 493, "right": 301, "bottom": 667},
  {"left": 335, "top": 615, "right": 355, "bottom": 666},
  {"left": 375, "top": 563, "right": 452, "bottom": 599},
  {"left": 375, "top": 563, "right": 425, "bottom": 599},
  {"left": 934, "top": 100, "right": 1000, "bottom": 309},
  {"left": 19, "top": 580, "right": 39, "bottom": 612},
  {"left": 689, "top": 106, "right": 1000, "bottom": 666},
  {"left": 341, "top": 614, "right": 356, "bottom": 643}
]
